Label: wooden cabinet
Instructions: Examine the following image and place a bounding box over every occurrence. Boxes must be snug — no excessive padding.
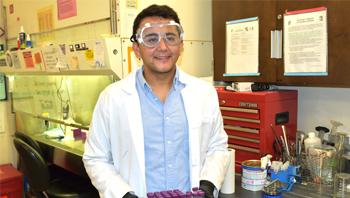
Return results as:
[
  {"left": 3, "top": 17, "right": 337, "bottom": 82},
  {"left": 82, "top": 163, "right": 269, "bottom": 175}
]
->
[
  {"left": 217, "top": 90, "right": 298, "bottom": 173},
  {"left": 213, "top": 0, "right": 350, "bottom": 87}
]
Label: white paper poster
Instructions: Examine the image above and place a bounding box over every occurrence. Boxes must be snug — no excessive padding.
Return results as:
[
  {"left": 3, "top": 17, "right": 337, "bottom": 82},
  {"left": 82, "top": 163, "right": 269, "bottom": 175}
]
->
[
  {"left": 41, "top": 47, "right": 60, "bottom": 72},
  {"left": 284, "top": 8, "right": 327, "bottom": 75},
  {"left": 225, "top": 17, "right": 259, "bottom": 76},
  {"left": 94, "top": 41, "right": 104, "bottom": 66}
]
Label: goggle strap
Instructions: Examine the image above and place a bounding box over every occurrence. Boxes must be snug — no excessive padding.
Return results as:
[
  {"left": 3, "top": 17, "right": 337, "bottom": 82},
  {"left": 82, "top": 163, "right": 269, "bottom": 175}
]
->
[{"left": 130, "top": 34, "right": 137, "bottom": 43}]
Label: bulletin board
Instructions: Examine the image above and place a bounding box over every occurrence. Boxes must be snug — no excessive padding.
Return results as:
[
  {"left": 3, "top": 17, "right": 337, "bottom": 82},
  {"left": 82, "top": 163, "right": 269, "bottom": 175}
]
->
[{"left": 3, "top": 0, "right": 110, "bottom": 39}]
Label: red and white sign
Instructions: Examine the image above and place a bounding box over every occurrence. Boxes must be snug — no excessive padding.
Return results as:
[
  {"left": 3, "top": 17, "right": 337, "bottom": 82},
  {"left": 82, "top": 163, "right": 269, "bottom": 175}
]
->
[
  {"left": 0, "top": 27, "right": 4, "bottom": 37},
  {"left": 9, "top": 4, "right": 14, "bottom": 14}
]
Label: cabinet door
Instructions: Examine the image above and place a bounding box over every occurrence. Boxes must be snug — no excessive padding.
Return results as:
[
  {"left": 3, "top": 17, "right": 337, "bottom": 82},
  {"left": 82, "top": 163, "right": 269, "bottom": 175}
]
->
[
  {"left": 276, "top": 0, "right": 350, "bottom": 86},
  {"left": 213, "top": 0, "right": 277, "bottom": 83}
]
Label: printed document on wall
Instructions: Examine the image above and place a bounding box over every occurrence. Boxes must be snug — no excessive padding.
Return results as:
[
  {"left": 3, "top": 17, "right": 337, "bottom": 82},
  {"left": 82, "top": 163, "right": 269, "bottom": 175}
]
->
[
  {"left": 284, "top": 9, "right": 327, "bottom": 75},
  {"left": 225, "top": 18, "right": 259, "bottom": 76}
]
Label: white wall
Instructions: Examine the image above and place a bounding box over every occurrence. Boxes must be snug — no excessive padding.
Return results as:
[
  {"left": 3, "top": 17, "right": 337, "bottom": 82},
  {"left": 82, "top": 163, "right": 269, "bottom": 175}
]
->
[{"left": 279, "top": 86, "right": 350, "bottom": 139}]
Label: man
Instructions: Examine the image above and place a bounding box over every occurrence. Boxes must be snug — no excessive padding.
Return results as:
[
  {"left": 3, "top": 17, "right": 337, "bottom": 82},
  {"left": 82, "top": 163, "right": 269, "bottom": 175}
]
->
[{"left": 83, "top": 4, "right": 229, "bottom": 198}]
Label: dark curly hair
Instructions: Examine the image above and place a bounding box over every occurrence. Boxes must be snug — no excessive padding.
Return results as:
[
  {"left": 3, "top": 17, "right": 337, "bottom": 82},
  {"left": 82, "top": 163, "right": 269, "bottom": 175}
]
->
[{"left": 132, "top": 4, "right": 180, "bottom": 36}]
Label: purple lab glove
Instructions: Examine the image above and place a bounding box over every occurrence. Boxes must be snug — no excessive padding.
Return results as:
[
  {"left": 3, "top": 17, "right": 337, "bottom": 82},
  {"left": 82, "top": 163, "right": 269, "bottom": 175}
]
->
[{"left": 199, "top": 180, "right": 215, "bottom": 198}]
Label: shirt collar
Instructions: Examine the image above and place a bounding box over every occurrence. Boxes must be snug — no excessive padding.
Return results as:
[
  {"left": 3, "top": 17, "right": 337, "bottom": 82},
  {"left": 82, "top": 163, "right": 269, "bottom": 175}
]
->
[{"left": 137, "top": 65, "right": 184, "bottom": 92}]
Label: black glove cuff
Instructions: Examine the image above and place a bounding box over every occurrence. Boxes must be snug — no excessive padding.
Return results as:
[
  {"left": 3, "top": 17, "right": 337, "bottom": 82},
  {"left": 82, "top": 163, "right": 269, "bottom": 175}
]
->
[
  {"left": 199, "top": 180, "right": 215, "bottom": 195},
  {"left": 123, "top": 192, "right": 138, "bottom": 198}
]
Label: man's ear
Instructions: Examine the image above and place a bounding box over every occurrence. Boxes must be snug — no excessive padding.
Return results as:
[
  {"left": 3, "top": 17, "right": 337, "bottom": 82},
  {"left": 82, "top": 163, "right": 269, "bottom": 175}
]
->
[
  {"left": 132, "top": 42, "right": 141, "bottom": 59},
  {"left": 179, "top": 40, "right": 184, "bottom": 56}
]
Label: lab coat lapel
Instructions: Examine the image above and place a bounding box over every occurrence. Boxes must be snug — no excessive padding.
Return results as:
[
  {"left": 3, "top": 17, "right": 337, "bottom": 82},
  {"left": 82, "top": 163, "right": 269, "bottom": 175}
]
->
[
  {"left": 122, "top": 70, "right": 146, "bottom": 189},
  {"left": 179, "top": 70, "right": 200, "bottom": 187}
]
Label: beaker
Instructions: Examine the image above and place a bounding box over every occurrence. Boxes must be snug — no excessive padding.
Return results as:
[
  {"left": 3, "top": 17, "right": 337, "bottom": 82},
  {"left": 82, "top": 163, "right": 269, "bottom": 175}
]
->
[
  {"left": 341, "top": 153, "right": 350, "bottom": 174},
  {"left": 333, "top": 173, "right": 350, "bottom": 198},
  {"left": 326, "top": 132, "right": 348, "bottom": 186},
  {"left": 308, "top": 145, "right": 336, "bottom": 194}
]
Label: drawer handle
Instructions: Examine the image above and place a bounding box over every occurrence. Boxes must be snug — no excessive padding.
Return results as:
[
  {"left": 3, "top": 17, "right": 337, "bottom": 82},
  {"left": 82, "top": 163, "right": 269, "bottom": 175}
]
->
[
  {"left": 224, "top": 125, "right": 259, "bottom": 134},
  {"left": 220, "top": 106, "right": 258, "bottom": 114},
  {"left": 228, "top": 144, "right": 260, "bottom": 153},
  {"left": 228, "top": 135, "right": 260, "bottom": 143},
  {"left": 221, "top": 100, "right": 226, "bottom": 105},
  {"left": 223, "top": 116, "right": 260, "bottom": 124}
]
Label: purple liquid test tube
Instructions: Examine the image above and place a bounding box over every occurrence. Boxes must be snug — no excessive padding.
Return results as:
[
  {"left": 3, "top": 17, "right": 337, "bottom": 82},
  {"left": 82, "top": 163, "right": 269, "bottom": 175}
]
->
[
  {"left": 147, "top": 193, "right": 154, "bottom": 198},
  {"left": 185, "top": 192, "right": 192, "bottom": 198},
  {"left": 192, "top": 187, "right": 199, "bottom": 192},
  {"left": 192, "top": 192, "right": 198, "bottom": 198},
  {"left": 198, "top": 191, "right": 205, "bottom": 198}
]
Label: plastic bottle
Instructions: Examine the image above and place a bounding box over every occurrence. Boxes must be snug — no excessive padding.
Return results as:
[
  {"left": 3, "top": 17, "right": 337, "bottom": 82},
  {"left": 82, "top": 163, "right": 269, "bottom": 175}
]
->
[
  {"left": 304, "top": 132, "right": 322, "bottom": 153},
  {"left": 19, "top": 26, "right": 26, "bottom": 50},
  {"left": 17, "top": 35, "right": 20, "bottom": 50},
  {"left": 26, "top": 34, "right": 31, "bottom": 49}
]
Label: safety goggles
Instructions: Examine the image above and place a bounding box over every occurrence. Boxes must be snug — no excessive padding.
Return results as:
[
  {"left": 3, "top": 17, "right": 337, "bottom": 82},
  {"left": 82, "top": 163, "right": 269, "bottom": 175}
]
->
[{"left": 130, "top": 21, "right": 184, "bottom": 48}]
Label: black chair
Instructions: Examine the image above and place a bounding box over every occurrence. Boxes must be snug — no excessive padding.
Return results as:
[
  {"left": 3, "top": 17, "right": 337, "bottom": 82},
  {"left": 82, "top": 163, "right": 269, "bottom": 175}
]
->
[
  {"left": 13, "top": 138, "right": 99, "bottom": 198},
  {"left": 14, "top": 132, "right": 72, "bottom": 181}
]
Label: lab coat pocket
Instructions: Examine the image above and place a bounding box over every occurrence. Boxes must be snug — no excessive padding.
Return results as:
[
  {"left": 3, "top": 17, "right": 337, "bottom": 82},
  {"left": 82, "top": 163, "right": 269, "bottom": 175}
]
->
[
  {"left": 199, "top": 115, "right": 214, "bottom": 131},
  {"left": 199, "top": 115, "right": 214, "bottom": 150}
]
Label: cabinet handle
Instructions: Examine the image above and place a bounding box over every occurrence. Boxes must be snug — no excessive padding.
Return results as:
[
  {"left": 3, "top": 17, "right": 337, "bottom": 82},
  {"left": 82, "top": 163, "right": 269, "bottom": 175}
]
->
[
  {"left": 228, "top": 135, "right": 260, "bottom": 143},
  {"left": 220, "top": 106, "right": 258, "bottom": 114},
  {"left": 224, "top": 125, "right": 259, "bottom": 134},
  {"left": 228, "top": 144, "right": 260, "bottom": 154},
  {"left": 221, "top": 100, "right": 226, "bottom": 105},
  {"left": 222, "top": 116, "right": 260, "bottom": 123}
]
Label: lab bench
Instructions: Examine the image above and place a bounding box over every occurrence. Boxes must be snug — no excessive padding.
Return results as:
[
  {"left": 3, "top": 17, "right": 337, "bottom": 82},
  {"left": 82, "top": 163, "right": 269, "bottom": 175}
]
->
[
  {"left": 29, "top": 133, "right": 335, "bottom": 198},
  {"left": 219, "top": 174, "right": 334, "bottom": 198}
]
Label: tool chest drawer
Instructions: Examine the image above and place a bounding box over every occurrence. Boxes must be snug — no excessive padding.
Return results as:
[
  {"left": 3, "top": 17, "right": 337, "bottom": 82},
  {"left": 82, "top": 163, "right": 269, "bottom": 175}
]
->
[
  {"left": 223, "top": 116, "right": 260, "bottom": 129},
  {"left": 224, "top": 125, "right": 260, "bottom": 140},
  {"left": 227, "top": 135, "right": 260, "bottom": 148},
  {"left": 220, "top": 106, "right": 260, "bottom": 119},
  {"left": 218, "top": 90, "right": 298, "bottom": 173}
]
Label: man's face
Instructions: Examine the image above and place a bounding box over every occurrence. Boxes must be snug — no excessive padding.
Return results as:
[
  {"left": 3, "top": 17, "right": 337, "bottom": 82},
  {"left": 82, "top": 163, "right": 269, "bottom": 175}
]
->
[{"left": 132, "top": 17, "right": 183, "bottom": 76}]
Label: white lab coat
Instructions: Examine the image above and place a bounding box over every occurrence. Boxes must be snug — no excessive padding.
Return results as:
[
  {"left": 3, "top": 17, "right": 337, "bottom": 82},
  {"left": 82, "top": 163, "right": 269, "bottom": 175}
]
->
[{"left": 83, "top": 68, "right": 230, "bottom": 198}]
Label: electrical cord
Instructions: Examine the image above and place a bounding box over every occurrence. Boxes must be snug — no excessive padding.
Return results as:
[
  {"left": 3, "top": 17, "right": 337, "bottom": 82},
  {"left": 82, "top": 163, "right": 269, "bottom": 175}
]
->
[{"left": 55, "top": 76, "right": 70, "bottom": 134}]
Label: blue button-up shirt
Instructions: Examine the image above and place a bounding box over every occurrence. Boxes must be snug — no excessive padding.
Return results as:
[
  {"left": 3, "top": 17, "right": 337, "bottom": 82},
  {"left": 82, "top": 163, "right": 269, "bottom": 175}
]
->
[{"left": 136, "top": 66, "right": 190, "bottom": 193}]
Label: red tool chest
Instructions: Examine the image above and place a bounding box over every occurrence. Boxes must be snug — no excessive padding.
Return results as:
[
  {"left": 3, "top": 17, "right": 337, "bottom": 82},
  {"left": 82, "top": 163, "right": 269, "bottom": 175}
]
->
[
  {"left": 217, "top": 90, "right": 297, "bottom": 173},
  {"left": 0, "top": 164, "right": 23, "bottom": 198}
]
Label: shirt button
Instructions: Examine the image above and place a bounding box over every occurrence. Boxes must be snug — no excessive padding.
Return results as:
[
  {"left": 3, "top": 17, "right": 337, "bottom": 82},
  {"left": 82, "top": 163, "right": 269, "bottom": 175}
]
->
[
  {"left": 166, "top": 117, "right": 169, "bottom": 120},
  {"left": 155, "top": 98, "right": 158, "bottom": 101},
  {"left": 144, "top": 91, "right": 146, "bottom": 93},
  {"left": 168, "top": 164, "right": 172, "bottom": 168},
  {"left": 167, "top": 141, "right": 171, "bottom": 144},
  {"left": 175, "top": 85, "right": 177, "bottom": 89}
]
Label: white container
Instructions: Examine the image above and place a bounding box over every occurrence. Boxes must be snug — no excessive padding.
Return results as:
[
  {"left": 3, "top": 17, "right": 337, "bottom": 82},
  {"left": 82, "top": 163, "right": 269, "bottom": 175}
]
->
[{"left": 304, "top": 132, "right": 322, "bottom": 153}]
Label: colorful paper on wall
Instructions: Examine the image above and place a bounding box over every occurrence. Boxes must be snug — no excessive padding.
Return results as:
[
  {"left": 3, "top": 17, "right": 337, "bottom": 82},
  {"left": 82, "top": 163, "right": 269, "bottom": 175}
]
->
[
  {"left": 57, "top": 0, "right": 77, "bottom": 20},
  {"left": 85, "top": 50, "right": 94, "bottom": 61},
  {"left": 23, "top": 51, "right": 35, "bottom": 68},
  {"left": 34, "top": 53, "right": 43, "bottom": 70},
  {"left": 37, "top": 5, "right": 55, "bottom": 42}
]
